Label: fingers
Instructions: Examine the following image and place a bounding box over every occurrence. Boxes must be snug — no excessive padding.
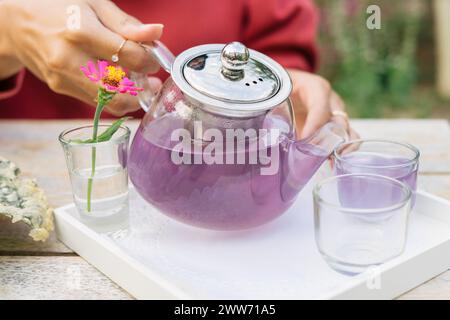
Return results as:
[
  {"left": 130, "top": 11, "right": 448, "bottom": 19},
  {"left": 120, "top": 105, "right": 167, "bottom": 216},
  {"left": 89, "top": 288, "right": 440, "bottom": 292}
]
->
[
  {"left": 49, "top": 52, "right": 142, "bottom": 115},
  {"left": 289, "top": 69, "right": 359, "bottom": 141},
  {"left": 147, "top": 76, "right": 162, "bottom": 93},
  {"left": 65, "top": 1, "right": 162, "bottom": 73},
  {"left": 299, "top": 76, "right": 332, "bottom": 138},
  {"left": 105, "top": 94, "right": 141, "bottom": 116},
  {"left": 105, "top": 77, "right": 161, "bottom": 115},
  {"left": 349, "top": 128, "right": 360, "bottom": 140},
  {"left": 78, "top": 74, "right": 141, "bottom": 116},
  {"left": 329, "top": 90, "right": 360, "bottom": 141},
  {"left": 75, "top": 64, "right": 141, "bottom": 115},
  {"left": 337, "top": 138, "right": 361, "bottom": 156},
  {"left": 89, "top": 25, "right": 161, "bottom": 73},
  {"left": 327, "top": 91, "right": 361, "bottom": 154},
  {"left": 69, "top": 24, "right": 161, "bottom": 73},
  {"left": 287, "top": 70, "right": 333, "bottom": 139},
  {"left": 301, "top": 108, "right": 331, "bottom": 139},
  {"left": 90, "top": 0, "right": 164, "bottom": 42}
]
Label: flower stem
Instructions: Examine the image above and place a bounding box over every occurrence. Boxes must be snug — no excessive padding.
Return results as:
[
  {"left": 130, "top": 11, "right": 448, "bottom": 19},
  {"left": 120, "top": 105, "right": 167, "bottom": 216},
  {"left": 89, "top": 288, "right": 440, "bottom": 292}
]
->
[
  {"left": 86, "top": 88, "right": 114, "bottom": 212},
  {"left": 86, "top": 149, "right": 96, "bottom": 212}
]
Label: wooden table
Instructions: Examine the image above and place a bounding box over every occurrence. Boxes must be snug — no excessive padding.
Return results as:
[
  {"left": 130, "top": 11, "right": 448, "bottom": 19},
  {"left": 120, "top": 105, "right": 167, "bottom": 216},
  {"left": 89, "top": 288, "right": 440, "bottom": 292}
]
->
[{"left": 0, "top": 119, "right": 449, "bottom": 300}]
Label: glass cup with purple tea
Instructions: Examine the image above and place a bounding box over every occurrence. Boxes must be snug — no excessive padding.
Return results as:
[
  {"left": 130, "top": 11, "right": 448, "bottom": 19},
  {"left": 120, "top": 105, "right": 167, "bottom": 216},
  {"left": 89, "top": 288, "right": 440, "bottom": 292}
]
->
[
  {"left": 313, "top": 173, "right": 412, "bottom": 275},
  {"left": 333, "top": 139, "right": 420, "bottom": 206},
  {"left": 59, "top": 124, "right": 130, "bottom": 236}
]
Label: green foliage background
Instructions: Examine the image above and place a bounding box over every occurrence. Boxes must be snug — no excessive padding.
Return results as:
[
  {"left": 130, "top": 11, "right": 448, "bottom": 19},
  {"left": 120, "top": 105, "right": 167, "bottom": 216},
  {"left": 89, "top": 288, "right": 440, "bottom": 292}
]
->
[{"left": 315, "top": 0, "right": 439, "bottom": 118}]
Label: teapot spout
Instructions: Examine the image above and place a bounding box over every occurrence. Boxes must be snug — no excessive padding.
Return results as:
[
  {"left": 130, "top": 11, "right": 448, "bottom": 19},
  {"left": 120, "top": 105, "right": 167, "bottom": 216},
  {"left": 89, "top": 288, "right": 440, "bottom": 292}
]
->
[
  {"left": 280, "top": 122, "right": 347, "bottom": 201},
  {"left": 297, "top": 122, "right": 348, "bottom": 155}
]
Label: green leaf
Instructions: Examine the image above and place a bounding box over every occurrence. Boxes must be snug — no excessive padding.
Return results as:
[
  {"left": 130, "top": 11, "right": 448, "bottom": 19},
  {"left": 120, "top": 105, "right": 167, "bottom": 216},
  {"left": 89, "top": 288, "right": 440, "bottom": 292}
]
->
[
  {"left": 70, "top": 139, "right": 90, "bottom": 144},
  {"left": 71, "top": 117, "right": 131, "bottom": 144},
  {"left": 96, "top": 116, "right": 131, "bottom": 142}
]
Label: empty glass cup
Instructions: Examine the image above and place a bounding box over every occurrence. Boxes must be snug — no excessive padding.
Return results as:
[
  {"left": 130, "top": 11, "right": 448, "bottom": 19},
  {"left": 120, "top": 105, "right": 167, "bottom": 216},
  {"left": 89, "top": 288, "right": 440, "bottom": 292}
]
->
[
  {"left": 313, "top": 174, "right": 412, "bottom": 275},
  {"left": 59, "top": 125, "right": 130, "bottom": 236},
  {"left": 333, "top": 139, "right": 419, "bottom": 196}
]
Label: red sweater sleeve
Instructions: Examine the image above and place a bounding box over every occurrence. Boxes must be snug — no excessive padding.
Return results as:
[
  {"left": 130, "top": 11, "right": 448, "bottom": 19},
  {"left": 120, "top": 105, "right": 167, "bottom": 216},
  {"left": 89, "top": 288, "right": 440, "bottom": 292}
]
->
[
  {"left": 0, "top": 70, "right": 25, "bottom": 100},
  {"left": 242, "top": 0, "right": 319, "bottom": 72}
]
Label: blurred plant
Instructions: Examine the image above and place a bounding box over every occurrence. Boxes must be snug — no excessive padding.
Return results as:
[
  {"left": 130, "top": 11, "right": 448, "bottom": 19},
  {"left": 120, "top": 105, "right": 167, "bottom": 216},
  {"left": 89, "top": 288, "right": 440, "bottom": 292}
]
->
[{"left": 317, "top": 0, "right": 424, "bottom": 117}]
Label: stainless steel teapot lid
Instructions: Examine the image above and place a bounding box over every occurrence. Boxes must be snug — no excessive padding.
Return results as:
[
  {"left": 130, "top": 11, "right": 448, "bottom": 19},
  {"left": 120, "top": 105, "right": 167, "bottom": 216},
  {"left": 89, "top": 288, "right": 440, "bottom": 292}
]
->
[{"left": 171, "top": 42, "right": 292, "bottom": 117}]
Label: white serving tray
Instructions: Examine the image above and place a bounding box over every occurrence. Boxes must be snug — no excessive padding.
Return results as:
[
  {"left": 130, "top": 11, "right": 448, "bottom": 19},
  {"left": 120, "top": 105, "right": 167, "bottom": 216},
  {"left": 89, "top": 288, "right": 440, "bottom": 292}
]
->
[{"left": 55, "top": 185, "right": 450, "bottom": 300}]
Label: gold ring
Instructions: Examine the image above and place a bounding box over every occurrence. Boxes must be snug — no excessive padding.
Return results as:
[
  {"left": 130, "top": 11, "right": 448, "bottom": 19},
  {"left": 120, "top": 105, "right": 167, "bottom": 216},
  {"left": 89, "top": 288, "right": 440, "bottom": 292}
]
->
[
  {"left": 331, "top": 110, "right": 349, "bottom": 120},
  {"left": 112, "top": 39, "right": 127, "bottom": 63}
]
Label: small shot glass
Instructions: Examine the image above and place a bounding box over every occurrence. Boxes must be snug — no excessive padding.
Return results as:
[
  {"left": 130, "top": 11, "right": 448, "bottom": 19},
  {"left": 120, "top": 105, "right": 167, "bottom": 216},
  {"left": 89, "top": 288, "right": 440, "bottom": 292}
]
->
[
  {"left": 59, "top": 125, "right": 130, "bottom": 236},
  {"left": 333, "top": 139, "right": 419, "bottom": 204},
  {"left": 313, "top": 174, "right": 412, "bottom": 275}
]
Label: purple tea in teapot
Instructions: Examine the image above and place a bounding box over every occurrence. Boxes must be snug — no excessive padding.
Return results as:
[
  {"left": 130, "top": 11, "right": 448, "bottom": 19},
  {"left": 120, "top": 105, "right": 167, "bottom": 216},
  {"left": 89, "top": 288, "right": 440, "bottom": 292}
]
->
[
  {"left": 129, "top": 112, "right": 330, "bottom": 230},
  {"left": 129, "top": 41, "right": 346, "bottom": 230}
]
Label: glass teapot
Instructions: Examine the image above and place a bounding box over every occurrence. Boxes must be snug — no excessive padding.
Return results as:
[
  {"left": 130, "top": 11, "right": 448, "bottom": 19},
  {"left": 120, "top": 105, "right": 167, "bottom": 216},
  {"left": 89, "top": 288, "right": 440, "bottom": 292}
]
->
[{"left": 128, "top": 41, "right": 346, "bottom": 230}]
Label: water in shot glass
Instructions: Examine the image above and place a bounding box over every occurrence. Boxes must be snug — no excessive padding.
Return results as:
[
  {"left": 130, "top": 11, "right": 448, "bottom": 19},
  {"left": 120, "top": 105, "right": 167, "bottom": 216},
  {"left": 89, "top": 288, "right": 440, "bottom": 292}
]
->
[
  {"left": 313, "top": 174, "right": 412, "bottom": 275},
  {"left": 59, "top": 125, "right": 130, "bottom": 236},
  {"left": 333, "top": 139, "right": 419, "bottom": 205}
]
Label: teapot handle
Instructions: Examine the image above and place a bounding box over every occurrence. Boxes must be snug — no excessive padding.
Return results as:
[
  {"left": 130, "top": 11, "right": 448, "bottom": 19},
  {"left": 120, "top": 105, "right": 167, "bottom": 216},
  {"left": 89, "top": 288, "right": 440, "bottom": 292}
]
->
[
  {"left": 141, "top": 41, "right": 175, "bottom": 73},
  {"left": 132, "top": 41, "right": 176, "bottom": 112}
]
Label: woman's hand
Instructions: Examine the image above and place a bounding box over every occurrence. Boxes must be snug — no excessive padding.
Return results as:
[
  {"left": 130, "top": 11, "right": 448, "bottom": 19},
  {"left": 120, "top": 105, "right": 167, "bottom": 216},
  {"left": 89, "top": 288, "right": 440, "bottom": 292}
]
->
[
  {"left": 288, "top": 69, "right": 359, "bottom": 140},
  {"left": 0, "top": 0, "right": 163, "bottom": 115}
]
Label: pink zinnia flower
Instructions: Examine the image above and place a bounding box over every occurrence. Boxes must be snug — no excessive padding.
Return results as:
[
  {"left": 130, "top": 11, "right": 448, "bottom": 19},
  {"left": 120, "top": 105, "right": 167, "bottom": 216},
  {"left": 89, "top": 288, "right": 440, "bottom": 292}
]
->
[{"left": 80, "top": 60, "right": 142, "bottom": 96}]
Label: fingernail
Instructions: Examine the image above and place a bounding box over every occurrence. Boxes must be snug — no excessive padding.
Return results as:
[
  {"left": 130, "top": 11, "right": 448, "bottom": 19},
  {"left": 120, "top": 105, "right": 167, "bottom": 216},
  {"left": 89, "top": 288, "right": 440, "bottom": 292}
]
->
[{"left": 141, "top": 23, "right": 164, "bottom": 30}]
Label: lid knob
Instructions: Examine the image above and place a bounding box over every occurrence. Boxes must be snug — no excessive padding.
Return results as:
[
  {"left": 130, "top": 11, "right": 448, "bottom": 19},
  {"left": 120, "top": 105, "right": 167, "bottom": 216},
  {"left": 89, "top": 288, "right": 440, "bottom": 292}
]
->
[{"left": 221, "top": 42, "right": 249, "bottom": 80}]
